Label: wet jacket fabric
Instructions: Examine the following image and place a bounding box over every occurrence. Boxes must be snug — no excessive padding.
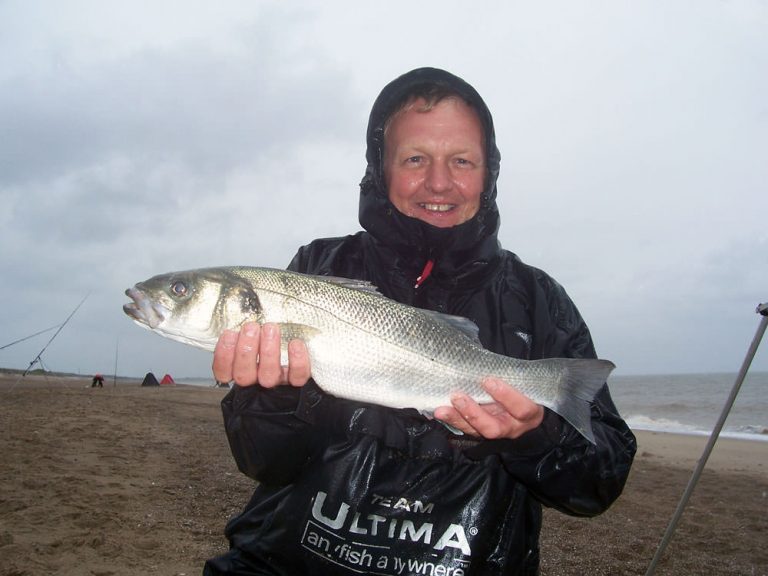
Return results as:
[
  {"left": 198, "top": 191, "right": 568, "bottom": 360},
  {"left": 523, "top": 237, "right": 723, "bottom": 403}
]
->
[{"left": 204, "top": 68, "right": 636, "bottom": 575}]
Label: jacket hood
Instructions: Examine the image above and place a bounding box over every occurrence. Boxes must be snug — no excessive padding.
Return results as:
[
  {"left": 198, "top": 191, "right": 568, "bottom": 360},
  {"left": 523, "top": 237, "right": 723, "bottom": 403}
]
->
[{"left": 358, "top": 68, "right": 502, "bottom": 265}]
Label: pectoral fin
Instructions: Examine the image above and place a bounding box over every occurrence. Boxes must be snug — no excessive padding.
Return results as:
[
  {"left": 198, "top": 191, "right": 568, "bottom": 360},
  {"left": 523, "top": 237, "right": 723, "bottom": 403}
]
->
[{"left": 276, "top": 323, "right": 320, "bottom": 364}]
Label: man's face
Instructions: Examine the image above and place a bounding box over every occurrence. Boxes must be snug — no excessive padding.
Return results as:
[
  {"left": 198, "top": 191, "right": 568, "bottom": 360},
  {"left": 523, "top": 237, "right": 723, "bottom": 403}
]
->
[{"left": 383, "top": 97, "right": 486, "bottom": 228}]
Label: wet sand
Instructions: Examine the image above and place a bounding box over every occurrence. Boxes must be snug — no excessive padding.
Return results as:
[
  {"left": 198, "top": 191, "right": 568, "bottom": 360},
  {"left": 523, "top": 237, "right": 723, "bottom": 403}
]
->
[{"left": 1, "top": 373, "right": 766, "bottom": 575}]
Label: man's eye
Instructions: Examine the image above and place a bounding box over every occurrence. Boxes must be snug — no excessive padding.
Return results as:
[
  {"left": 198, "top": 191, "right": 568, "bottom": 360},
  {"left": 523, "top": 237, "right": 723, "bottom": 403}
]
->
[{"left": 405, "top": 156, "right": 423, "bottom": 164}]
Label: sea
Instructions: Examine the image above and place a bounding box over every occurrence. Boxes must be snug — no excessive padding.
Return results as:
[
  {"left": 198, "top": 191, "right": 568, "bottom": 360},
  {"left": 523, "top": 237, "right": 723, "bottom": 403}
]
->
[
  {"left": 608, "top": 371, "right": 768, "bottom": 441},
  {"left": 184, "top": 371, "right": 768, "bottom": 442}
]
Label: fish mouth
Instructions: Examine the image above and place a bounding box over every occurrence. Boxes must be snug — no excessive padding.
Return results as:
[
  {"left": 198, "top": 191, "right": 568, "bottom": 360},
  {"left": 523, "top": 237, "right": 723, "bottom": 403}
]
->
[{"left": 123, "top": 287, "right": 167, "bottom": 329}]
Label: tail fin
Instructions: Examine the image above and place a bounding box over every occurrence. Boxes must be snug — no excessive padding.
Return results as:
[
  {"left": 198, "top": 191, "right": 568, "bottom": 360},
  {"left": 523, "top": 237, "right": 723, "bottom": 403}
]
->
[{"left": 549, "top": 358, "right": 615, "bottom": 444}]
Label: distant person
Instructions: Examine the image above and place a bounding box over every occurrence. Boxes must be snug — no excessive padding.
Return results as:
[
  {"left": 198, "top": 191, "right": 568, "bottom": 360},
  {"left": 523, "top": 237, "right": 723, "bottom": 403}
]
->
[
  {"left": 91, "top": 373, "right": 104, "bottom": 388},
  {"left": 205, "top": 67, "right": 637, "bottom": 575}
]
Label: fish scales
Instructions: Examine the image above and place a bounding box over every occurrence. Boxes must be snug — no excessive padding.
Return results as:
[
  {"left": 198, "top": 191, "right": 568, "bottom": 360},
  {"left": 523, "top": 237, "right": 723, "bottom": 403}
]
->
[{"left": 124, "top": 266, "right": 615, "bottom": 442}]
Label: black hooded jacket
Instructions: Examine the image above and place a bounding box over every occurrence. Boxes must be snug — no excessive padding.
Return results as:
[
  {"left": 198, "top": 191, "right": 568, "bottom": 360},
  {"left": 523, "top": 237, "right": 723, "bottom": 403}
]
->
[{"left": 205, "top": 68, "right": 637, "bottom": 576}]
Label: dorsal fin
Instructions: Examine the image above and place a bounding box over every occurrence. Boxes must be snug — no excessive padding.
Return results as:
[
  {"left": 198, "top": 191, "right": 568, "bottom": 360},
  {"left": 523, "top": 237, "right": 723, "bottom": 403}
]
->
[
  {"left": 425, "top": 310, "right": 482, "bottom": 343},
  {"left": 314, "top": 275, "right": 382, "bottom": 295},
  {"left": 314, "top": 274, "right": 481, "bottom": 343}
]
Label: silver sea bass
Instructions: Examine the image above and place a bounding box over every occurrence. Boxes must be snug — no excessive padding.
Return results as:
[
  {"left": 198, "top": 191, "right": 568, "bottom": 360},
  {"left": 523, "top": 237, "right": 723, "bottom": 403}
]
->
[{"left": 123, "top": 266, "right": 615, "bottom": 442}]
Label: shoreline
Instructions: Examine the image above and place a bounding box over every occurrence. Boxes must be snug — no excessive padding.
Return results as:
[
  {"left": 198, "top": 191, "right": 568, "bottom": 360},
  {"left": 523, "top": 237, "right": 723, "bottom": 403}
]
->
[
  {"left": 632, "top": 429, "right": 767, "bottom": 475},
  {"left": 626, "top": 422, "right": 768, "bottom": 443}
]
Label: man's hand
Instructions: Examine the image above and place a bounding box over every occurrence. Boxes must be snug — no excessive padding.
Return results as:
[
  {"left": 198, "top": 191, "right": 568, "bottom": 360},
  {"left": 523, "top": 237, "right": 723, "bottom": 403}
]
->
[
  {"left": 433, "top": 378, "right": 545, "bottom": 439},
  {"left": 212, "top": 322, "right": 311, "bottom": 388}
]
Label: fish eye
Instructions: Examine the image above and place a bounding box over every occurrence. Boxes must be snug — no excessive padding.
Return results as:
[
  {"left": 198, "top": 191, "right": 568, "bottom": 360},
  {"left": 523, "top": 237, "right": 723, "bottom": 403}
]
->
[{"left": 170, "top": 281, "right": 189, "bottom": 298}]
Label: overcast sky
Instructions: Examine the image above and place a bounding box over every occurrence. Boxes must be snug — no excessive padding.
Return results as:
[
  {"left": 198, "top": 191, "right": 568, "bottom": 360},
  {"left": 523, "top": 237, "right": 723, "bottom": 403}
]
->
[{"left": 1, "top": 0, "right": 766, "bottom": 380}]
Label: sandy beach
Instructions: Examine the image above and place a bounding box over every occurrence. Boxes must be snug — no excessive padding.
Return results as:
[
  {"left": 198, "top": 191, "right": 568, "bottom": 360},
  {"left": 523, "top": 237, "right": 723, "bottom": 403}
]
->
[{"left": 1, "top": 373, "right": 766, "bottom": 576}]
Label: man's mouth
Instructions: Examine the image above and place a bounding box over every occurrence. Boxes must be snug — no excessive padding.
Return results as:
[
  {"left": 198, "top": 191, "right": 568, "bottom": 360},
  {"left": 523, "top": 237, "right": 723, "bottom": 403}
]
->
[{"left": 420, "top": 203, "right": 455, "bottom": 213}]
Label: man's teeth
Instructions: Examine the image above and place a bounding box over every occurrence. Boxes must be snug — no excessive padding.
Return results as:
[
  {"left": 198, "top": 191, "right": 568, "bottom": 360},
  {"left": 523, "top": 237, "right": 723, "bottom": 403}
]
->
[{"left": 421, "top": 203, "right": 454, "bottom": 212}]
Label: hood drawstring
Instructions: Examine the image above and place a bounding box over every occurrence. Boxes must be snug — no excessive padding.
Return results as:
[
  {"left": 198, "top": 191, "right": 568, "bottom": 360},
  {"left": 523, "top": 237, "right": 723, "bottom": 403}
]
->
[{"left": 414, "top": 259, "right": 434, "bottom": 289}]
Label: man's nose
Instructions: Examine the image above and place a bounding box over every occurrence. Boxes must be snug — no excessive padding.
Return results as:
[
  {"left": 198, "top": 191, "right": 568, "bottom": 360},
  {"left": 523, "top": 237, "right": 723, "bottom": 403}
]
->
[{"left": 425, "top": 161, "right": 452, "bottom": 192}]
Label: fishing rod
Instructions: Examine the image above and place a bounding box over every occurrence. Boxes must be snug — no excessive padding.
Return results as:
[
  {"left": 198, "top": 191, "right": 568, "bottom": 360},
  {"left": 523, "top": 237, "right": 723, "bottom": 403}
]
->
[
  {"left": 0, "top": 324, "right": 62, "bottom": 351},
  {"left": 23, "top": 293, "right": 90, "bottom": 376},
  {"left": 645, "top": 301, "right": 768, "bottom": 576}
]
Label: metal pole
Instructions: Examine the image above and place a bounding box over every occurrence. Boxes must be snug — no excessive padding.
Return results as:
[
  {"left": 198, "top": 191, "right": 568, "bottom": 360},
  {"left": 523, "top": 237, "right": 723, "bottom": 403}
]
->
[
  {"left": 113, "top": 338, "right": 119, "bottom": 387},
  {"left": 645, "top": 302, "right": 768, "bottom": 576}
]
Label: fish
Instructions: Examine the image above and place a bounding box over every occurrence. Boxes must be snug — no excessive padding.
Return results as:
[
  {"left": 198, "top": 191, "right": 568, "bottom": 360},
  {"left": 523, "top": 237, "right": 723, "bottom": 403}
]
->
[{"left": 123, "top": 266, "right": 615, "bottom": 443}]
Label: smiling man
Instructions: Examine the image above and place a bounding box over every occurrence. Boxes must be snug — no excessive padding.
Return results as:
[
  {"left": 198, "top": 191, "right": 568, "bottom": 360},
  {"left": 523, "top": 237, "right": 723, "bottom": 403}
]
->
[{"left": 205, "top": 68, "right": 636, "bottom": 576}]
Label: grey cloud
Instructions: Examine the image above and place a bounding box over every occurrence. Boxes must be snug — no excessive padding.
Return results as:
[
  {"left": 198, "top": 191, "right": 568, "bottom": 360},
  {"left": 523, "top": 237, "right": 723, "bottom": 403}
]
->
[{"left": 0, "top": 22, "right": 359, "bottom": 188}]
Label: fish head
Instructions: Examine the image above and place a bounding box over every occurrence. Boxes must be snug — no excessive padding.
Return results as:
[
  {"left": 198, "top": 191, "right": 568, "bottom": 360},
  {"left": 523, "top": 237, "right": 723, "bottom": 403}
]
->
[{"left": 123, "top": 268, "right": 263, "bottom": 351}]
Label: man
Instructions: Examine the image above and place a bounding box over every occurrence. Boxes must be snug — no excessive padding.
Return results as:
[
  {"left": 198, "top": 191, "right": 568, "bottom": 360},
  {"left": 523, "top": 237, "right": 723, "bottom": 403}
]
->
[{"left": 205, "top": 67, "right": 636, "bottom": 575}]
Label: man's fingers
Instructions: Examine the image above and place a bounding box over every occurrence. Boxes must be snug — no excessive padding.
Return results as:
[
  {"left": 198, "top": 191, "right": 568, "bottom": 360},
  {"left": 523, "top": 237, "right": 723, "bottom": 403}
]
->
[
  {"left": 286, "top": 339, "right": 311, "bottom": 386},
  {"left": 433, "top": 403, "right": 480, "bottom": 437},
  {"left": 231, "top": 322, "right": 260, "bottom": 386},
  {"left": 256, "top": 323, "right": 284, "bottom": 388},
  {"left": 212, "top": 329, "right": 238, "bottom": 384},
  {"left": 450, "top": 393, "right": 504, "bottom": 438},
  {"left": 483, "top": 378, "right": 544, "bottom": 425},
  {"left": 433, "top": 380, "right": 545, "bottom": 440}
]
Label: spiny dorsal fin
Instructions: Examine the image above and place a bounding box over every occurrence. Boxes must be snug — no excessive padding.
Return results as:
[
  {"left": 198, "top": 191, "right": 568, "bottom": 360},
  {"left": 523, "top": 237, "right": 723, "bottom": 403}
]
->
[
  {"left": 315, "top": 274, "right": 481, "bottom": 343},
  {"left": 314, "top": 275, "right": 382, "bottom": 295},
  {"left": 426, "top": 310, "right": 482, "bottom": 343}
]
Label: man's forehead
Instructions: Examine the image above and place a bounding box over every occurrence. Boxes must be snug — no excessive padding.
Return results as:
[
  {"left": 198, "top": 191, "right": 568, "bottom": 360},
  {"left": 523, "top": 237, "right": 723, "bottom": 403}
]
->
[{"left": 383, "top": 96, "right": 483, "bottom": 140}]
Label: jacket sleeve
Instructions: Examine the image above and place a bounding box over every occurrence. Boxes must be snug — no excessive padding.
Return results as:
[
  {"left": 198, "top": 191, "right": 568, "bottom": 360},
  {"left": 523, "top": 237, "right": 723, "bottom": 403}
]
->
[
  {"left": 221, "top": 384, "right": 311, "bottom": 486},
  {"left": 222, "top": 379, "right": 351, "bottom": 486},
  {"left": 479, "top": 385, "right": 637, "bottom": 517},
  {"left": 467, "top": 269, "right": 637, "bottom": 517}
]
